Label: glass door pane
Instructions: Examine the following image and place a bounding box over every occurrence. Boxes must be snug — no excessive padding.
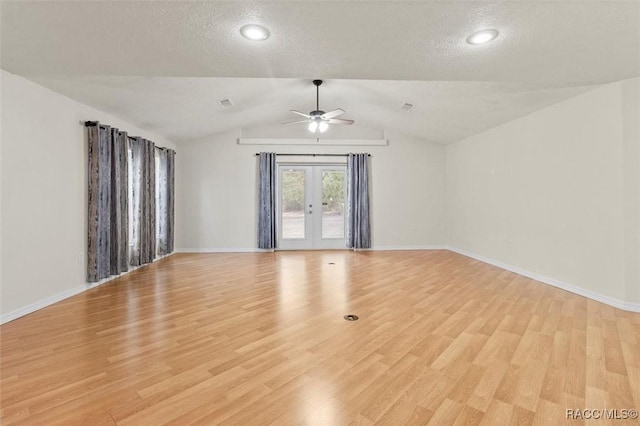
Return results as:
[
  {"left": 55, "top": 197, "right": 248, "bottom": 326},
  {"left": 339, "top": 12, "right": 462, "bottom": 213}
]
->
[
  {"left": 281, "top": 170, "right": 306, "bottom": 239},
  {"left": 321, "top": 170, "right": 346, "bottom": 239}
]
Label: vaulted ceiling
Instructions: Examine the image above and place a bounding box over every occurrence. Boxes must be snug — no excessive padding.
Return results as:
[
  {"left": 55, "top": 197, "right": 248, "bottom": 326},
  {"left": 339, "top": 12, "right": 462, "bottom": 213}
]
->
[{"left": 2, "top": 1, "right": 638, "bottom": 144}]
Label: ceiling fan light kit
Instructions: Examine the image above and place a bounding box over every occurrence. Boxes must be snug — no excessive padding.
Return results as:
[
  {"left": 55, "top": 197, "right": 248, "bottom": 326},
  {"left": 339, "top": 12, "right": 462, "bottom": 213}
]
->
[{"left": 282, "top": 79, "right": 355, "bottom": 134}]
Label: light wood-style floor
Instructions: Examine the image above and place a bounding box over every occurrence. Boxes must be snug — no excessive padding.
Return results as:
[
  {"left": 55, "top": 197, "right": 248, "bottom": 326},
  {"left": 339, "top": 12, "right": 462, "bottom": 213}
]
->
[{"left": 1, "top": 251, "right": 639, "bottom": 425}]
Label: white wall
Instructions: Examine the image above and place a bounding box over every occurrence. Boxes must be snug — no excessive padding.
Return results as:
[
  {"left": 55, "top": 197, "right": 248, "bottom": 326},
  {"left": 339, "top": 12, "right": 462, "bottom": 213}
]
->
[
  {"left": 176, "top": 131, "right": 446, "bottom": 251},
  {"left": 446, "top": 77, "right": 640, "bottom": 308},
  {"left": 621, "top": 78, "right": 640, "bottom": 305},
  {"left": 0, "top": 70, "right": 176, "bottom": 320}
]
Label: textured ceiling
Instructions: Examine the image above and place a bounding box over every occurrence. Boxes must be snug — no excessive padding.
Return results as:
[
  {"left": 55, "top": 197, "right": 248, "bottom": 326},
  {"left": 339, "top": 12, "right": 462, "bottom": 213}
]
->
[{"left": 2, "top": 1, "right": 639, "bottom": 144}]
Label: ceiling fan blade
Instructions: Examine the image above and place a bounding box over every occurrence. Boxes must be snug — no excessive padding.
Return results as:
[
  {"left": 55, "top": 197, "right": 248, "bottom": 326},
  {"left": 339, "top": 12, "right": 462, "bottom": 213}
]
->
[
  {"left": 290, "top": 110, "right": 310, "bottom": 118},
  {"left": 322, "top": 109, "right": 345, "bottom": 119},
  {"left": 282, "top": 119, "right": 310, "bottom": 125},
  {"left": 327, "top": 118, "right": 354, "bottom": 125}
]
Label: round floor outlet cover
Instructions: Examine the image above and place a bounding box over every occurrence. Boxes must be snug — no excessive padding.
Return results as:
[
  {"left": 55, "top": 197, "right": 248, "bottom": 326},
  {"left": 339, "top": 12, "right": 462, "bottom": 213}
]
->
[{"left": 344, "top": 314, "right": 359, "bottom": 321}]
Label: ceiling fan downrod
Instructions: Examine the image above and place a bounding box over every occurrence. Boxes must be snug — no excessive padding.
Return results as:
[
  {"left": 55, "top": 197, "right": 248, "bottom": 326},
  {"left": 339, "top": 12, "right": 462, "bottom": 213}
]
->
[{"left": 313, "top": 79, "right": 322, "bottom": 114}]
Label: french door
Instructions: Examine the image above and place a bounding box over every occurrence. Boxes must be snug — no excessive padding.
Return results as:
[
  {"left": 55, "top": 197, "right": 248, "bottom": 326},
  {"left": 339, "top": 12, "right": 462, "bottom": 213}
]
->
[{"left": 278, "top": 165, "right": 347, "bottom": 250}]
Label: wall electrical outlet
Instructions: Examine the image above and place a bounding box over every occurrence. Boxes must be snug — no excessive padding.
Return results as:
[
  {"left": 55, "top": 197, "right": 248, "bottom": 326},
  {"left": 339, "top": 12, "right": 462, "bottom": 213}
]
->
[{"left": 78, "top": 252, "right": 84, "bottom": 263}]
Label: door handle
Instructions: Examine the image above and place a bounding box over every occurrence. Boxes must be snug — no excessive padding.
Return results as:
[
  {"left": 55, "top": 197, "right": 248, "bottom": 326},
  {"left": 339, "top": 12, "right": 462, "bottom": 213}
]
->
[{"left": 308, "top": 210, "right": 313, "bottom": 214}]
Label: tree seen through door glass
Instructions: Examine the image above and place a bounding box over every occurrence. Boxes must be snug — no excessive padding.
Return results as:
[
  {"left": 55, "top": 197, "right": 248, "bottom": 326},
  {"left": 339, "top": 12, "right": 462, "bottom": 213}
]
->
[
  {"left": 322, "top": 171, "right": 345, "bottom": 239},
  {"left": 282, "top": 171, "right": 305, "bottom": 239}
]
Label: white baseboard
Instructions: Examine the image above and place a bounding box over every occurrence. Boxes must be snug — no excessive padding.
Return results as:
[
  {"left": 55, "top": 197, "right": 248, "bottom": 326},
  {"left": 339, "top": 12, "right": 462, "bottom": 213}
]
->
[
  {"left": 175, "top": 248, "right": 273, "bottom": 253},
  {"left": 2, "top": 285, "right": 94, "bottom": 325},
  {"left": 372, "top": 245, "right": 447, "bottom": 251},
  {"left": 0, "top": 253, "right": 175, "bottom": 324},
  {"left": 177, "top": 246, "right": 447, "bottom": 253},
  {"left": 447, "top": 246, "right": 640, "bottom": 313}
]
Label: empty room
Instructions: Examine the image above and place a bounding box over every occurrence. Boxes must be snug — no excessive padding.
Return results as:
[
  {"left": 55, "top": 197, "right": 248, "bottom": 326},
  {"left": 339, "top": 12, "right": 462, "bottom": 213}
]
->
[{"left": 1, "top": 1, "right": 639, "bottom": 425}]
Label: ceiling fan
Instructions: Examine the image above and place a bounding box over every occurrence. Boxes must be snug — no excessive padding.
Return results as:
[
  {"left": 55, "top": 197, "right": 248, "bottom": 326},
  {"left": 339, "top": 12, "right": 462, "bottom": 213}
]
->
[{"left": 282, "top": 80, "right": 354, "bottom": 133}]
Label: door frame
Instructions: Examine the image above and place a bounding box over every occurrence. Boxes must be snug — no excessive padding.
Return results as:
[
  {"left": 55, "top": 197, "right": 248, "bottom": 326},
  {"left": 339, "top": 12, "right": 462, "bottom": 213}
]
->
[{"left": 277, "top": 163, "right": 348, "bottom": 250}]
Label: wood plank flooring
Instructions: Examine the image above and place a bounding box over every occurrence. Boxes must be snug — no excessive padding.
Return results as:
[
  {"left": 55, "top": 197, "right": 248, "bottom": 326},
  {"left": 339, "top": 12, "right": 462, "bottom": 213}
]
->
[{"left": 1, "top": 250, "right": 639, "bottom": 425}]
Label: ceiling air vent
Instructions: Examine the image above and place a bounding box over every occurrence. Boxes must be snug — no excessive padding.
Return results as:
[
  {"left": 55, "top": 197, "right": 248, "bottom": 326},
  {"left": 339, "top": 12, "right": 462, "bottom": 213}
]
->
[
  {"left": 218, "top": 98, "right": 233, "bottom": 107},
  {"left": 401, "top": 103, "right": 414, "bottom": 112}
]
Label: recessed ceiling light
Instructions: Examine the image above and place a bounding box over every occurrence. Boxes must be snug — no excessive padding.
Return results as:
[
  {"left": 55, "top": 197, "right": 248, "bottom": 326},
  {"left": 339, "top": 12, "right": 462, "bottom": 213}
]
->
[
  {"left": 240, "top": 24, "right": 270, "bottom": 41},
  {"left": 466, "top": 29, "right": 499, "bottom": 45}
]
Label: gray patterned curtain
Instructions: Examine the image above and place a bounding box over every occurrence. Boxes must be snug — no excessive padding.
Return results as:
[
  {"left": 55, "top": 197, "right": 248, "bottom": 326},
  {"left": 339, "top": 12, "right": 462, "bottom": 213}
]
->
[
  {"left": 258, "top": 152, "right": 277, "bottom": 249},
  {"left": 156, "top": 147, "right": 176, "bottom": 256},
  {"left": 347, "top": 153, "right": 371, "bottom": 249},
  {"left": 166, "top": 149, "right": 176, "bottom": 254},
  {"left": 87, "top": 123, "right": 129, "bottom": 282},
  {"left": 112, "top": 129, "right": 130, "bottom": 272},
  {"left": 129, "top": 137, "right": 156, "bottom": 266}
]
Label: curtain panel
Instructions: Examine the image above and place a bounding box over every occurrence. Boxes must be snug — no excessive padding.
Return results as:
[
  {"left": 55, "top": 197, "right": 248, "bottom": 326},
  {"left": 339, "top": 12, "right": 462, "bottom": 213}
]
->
[
  {"left": 87, "top": 123, "right": 129, "bottom": 282},
  {"left": 347, "top": 153, "right": 371, "bottom": 249},
  {"left": 257, "top": 152, "right": 277, "bottom": 249},
  {"left": 166, "top": 149, "right": 176, "bottom": 254},
  {"left": 129, "top": 137, "right": 156, "bottom": 266},
  {"left": 156, "top": 147, "right": 176, "bottom": 256}
]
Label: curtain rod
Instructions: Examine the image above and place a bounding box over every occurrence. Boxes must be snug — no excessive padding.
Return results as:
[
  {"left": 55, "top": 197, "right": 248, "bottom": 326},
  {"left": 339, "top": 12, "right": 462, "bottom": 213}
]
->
[
  {"left": 85, "top": 121, "right": 175, "bottom": 152},
  {"left": 254, "top": 153, "right": 371, "bottom": 157}
]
